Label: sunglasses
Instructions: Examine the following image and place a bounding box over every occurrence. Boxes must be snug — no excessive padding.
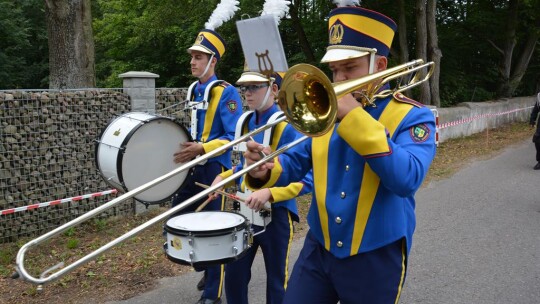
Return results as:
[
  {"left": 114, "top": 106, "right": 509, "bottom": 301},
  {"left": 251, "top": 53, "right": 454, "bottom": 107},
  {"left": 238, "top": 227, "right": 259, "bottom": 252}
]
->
[{"left": 240, "top": 84, "right": 269, "bottom": 94}]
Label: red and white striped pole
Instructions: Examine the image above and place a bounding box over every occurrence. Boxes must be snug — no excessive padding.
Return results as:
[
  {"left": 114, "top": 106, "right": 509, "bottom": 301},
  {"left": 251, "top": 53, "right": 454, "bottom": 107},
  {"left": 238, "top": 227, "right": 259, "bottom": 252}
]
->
[{"left": 1, "top": 189, "right": 118, "bottom": 216}]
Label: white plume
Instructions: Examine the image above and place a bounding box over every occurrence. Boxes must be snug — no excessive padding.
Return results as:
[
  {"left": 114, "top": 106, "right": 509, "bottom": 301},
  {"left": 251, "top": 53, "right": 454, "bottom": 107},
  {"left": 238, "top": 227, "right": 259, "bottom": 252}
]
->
[
  {"left": 333, "top": 0, "right": 360, "bottom": 7},
  {"left": 205, "top": 0, "right": 240, "bottom": 30},
  {"left": 261, "top": 0, "right": 291, "bottom": 25}
]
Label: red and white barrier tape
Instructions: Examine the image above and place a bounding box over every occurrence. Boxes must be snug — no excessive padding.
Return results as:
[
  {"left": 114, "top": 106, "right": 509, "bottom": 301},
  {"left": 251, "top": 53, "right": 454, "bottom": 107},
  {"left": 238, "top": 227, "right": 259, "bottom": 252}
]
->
[
  {"left": 1, "top": 189, "right": 118, "bottom": 216},
  {"left": 437, "top": 106, "right": 532, "bottom": 130}
]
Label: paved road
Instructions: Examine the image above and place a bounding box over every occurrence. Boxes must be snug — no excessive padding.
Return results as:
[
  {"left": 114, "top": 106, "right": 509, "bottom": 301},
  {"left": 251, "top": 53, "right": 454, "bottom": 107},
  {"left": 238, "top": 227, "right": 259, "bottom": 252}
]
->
[{"left": 109, "top": 140, "right": 540, "bottom": 304}]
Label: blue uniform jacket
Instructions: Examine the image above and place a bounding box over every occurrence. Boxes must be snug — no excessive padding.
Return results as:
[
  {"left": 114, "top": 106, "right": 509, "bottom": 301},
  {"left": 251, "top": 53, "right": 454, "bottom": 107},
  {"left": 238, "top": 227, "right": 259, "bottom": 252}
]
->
[
  {"left": 247, "top": 93, "right": 436, "bottom": 258},
  {"left": 191, "top": 75, "right": 243, "bottom": 169}
]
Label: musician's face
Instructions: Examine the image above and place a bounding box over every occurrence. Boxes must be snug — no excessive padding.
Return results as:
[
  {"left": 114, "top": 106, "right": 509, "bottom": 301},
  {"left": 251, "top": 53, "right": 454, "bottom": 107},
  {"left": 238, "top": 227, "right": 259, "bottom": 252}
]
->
[
  {"left": 328, "top": 56, "right": 370, "bottom": 82},
  {"left": 190, "top": 51, "right": 212, "bottom": 77},
  {"left": 328, "top": 55, "right": 387, "bottom": 82},
  {"left": 241, "top": 82, "right": 270, "bottom": 110}
]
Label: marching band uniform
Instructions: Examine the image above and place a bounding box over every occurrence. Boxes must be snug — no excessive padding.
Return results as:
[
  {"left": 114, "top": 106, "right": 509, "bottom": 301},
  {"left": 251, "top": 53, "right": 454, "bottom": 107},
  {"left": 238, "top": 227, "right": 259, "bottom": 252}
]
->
[
  {"left": 245, "top": 6, "right": 436, "bottom": 303},
  {"left": 171, "top": 29, "right": 243, "bottom": 304},
  {"left": 217, "top": 72, "right": 313, "bottom": 304},
  {"left": 529, "top": 92, "right": 540, "bottom": 169}
]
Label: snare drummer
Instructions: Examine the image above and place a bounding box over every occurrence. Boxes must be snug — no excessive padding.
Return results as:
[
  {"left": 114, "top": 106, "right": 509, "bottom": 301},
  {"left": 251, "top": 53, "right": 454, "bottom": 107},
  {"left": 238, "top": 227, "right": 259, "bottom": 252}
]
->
[
  {"left": 171, "top": 28, "right": 243, "bottom": 304},
  {"left": 210, "top": 71, "right": 313, "bottom": 304}
]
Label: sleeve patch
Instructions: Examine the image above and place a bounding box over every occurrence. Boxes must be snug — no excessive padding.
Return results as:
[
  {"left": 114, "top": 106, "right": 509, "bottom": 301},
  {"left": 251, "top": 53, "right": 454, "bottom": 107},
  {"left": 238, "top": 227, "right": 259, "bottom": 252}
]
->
[
  {"left": 410, "top": 124, "right": 430, "bottom": 142},
  {"left": 227, "top": 100, "right": 239, "bottom": 113}
]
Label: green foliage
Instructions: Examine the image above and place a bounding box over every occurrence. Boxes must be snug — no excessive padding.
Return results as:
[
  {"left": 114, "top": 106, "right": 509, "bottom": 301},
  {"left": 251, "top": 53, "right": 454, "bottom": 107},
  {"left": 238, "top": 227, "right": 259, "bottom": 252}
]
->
[
  {"left": 63, "top": 227, "right": 76, "bottom": 237},
  {"left": 0, "top": 0, "right": 48, "bottom": 89},
  {"left": 0, "top": 247, "right": 14, "bottom": 276},
  {"left": 0, "top": 0, "right": 538, "bottom": 102},
  {"left": 93, "top": 218, "right": 107, "bottom": 231},
  {"left": 66, "top": 238, "right": 80, "bottom": 249}
]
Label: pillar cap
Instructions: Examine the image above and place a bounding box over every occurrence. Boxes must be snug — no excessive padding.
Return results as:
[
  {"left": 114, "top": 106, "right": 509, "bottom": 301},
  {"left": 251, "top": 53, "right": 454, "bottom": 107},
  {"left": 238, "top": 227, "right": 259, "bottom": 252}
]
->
[{"left": 118, "top": 71, "right": 159, "bottom": 79}]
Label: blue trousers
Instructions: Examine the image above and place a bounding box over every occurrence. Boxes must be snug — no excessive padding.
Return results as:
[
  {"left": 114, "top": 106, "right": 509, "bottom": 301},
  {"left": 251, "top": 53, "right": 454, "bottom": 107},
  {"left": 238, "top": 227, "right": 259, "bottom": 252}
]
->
[
  {"left": 225, "top": 207, "right": 294, "bottom": 304},
  {"left": 283, "top": 231, "right": 407, "bottom": 304},
  {"left": 171, "top": 161, "right": 225, "bottom": 300}
]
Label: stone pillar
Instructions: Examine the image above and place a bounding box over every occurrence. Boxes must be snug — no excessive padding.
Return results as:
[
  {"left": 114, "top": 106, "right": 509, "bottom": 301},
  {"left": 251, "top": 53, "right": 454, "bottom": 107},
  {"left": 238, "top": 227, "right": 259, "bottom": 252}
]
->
[
  {"left": 119, "top": 71, "right": 160, "bottom": 214},
  {"left": 119, "top": 71, "right": 159, "bottom": 114}
]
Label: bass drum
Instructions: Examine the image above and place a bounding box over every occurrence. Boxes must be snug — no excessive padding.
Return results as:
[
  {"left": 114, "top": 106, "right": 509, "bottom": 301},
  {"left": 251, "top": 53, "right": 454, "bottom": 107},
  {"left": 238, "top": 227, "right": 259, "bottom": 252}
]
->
[{"left": 95, "top": 112, "right": 191, "bottom": 204}]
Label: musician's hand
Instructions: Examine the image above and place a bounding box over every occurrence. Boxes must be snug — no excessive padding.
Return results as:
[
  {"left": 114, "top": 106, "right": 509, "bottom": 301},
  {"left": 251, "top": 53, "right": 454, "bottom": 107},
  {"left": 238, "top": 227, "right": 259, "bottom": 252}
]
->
[
  {"left": 337, "top": 93, "right": 362, "bottom": 120},
  {"left": 244, "top": 141, "right": 274, "bottom": 179},
  {"left": 208, "top": 175, "right": 224, "bottom": 200},
  {"left": 245, "top": 188, "right": 272, "bottom": 212},
  {"left": 173, "top": 142, "right": 204, "bottom": 163}
]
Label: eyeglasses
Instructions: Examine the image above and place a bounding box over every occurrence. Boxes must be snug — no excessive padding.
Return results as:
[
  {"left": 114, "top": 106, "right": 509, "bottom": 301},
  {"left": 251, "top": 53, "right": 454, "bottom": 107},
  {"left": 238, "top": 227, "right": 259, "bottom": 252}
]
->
[{"left": 240, "top": 84, "right": 269, "bottom": 94}]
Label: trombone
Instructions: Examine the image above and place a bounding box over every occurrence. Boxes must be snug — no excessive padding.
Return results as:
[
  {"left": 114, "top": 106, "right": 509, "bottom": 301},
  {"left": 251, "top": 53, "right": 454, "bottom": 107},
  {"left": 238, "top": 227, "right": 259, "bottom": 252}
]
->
[{"left": 15, "top": 58, "right": 434, "bottom": 287}]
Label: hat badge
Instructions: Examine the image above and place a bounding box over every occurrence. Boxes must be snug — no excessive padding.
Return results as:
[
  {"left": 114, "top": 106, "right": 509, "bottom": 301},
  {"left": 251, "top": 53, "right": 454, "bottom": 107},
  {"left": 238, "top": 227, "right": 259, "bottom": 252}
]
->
[
  {"left": 195, "top": 33, "right": 205, "bottom": 45},
  {"left": 329, "top": 24, "right": 344, "bottom": 45}
]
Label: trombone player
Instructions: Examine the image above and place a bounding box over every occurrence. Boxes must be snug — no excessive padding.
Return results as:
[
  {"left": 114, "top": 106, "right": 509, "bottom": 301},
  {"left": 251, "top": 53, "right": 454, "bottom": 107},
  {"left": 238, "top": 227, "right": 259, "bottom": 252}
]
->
[{"left": 243, "top": 5, "right": 437, "bottom": 303}]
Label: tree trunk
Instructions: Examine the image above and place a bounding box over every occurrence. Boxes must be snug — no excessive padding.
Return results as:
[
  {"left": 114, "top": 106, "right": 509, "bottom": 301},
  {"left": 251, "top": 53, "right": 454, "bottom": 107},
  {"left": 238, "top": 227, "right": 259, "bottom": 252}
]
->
[
  {"left": 495, "top": 0, "right": 518, "bottom": 98},
  {"left": 415, "top": 0, "right": 430, "bottom": 104},
  {"left": 289, "top": 1, "right": 316, "bottom": 64},
  {"left": 45, "top": 0, "right": 95, "bottom": 89},
  {"left": 397, "top": 0, "right": 409, "bottom": 64},
  {"left": 427, "top": 0, "right": 441, "bottom": 107}
]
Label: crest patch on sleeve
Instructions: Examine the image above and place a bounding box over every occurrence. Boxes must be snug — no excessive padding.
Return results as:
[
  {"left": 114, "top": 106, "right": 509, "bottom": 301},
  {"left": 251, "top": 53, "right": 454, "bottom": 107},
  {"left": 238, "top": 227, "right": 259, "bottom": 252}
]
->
[
  {"left": 410, "top": 124, "right": 430, "bottom": 142},
  {"left": 226, "top": 100, "right": 238, "bottom": 113}
]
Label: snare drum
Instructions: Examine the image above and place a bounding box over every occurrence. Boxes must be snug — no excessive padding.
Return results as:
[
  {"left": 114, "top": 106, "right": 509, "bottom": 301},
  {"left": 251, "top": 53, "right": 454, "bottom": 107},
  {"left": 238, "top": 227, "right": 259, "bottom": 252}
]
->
[
  {"left": 164, "top": 211, "right": 251, "bottom": 267},
  {"left": 95, "top": 112, "right": 191, "bottom": 204}
]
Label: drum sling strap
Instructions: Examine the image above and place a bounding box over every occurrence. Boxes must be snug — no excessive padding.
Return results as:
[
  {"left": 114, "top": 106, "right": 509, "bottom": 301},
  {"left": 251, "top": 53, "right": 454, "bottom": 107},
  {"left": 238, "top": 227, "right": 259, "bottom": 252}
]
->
[
  {"left": 231, "top": 111, "right": 285, "bottom": 227},
  {"left": 186, "top": 80, "right": 224, "bottom": 141}
]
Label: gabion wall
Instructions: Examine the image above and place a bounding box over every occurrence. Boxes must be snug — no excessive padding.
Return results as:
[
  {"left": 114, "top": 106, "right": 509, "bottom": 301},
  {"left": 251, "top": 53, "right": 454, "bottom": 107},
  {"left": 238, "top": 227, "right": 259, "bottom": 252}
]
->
[
  {"left": 0, "top": 87, "right": 245, "bottom": 244},
  {"left": 0, "top": 89, "right": 135, "bottom": 243}
]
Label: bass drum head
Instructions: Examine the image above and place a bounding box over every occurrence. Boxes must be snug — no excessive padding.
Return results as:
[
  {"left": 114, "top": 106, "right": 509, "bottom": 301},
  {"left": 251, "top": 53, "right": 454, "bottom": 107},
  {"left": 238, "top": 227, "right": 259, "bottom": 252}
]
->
[
  {"left": 165, "top": 211, "right": 247, "bottom": 237},
  {"left": 121, "top": 116, "right": 191, "bottom": 204}
]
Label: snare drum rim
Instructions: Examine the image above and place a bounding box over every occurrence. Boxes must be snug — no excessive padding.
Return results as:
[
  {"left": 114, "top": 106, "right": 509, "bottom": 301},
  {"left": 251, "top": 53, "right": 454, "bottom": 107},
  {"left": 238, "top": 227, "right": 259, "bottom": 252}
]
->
[
  {"left": 165, "top": 211, "right": 249, "bottom": 237},
  {"left": 95, "top": 112, "right": 193, "bottom": 204}
]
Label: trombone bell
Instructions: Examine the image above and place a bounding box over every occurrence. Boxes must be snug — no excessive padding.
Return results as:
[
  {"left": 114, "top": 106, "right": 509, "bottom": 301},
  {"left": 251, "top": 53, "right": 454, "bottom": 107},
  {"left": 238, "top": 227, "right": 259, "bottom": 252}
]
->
[{"left": 278, "top": 64, "right": 337, "bottom": 137}]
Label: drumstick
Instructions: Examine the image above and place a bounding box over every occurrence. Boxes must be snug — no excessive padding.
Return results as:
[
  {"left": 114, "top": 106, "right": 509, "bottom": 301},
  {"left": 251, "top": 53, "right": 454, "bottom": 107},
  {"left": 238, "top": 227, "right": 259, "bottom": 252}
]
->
[
  {"left": 248, "top": 136, "right": 267, "bottom": 158},
  {"left": 195, "top": 196, "right": 213, "bottom": 212},
  {"left": 195, "top": 182, "right": 271, "bottom": 212},
  {"left": 195, "top": 182, "right": 247, "bottom": 203}
]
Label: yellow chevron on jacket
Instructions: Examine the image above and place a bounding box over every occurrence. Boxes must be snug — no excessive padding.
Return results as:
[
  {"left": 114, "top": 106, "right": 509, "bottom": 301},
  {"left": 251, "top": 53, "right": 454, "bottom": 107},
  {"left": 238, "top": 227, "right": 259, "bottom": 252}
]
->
[
  {"left": 201, "top": 85, "right": 228, "bottom": 155},
  {"left": 312, "top": 125, "right": 335, "bottom": 250},
  {"left": 349, "top": 99, "right": 414, "bottom": 254}
]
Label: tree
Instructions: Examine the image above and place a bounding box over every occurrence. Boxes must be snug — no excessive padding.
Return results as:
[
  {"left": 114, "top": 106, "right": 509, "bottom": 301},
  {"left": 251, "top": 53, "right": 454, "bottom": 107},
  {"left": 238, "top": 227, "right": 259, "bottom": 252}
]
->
[
  {"left": 492, "top": 0, "right": 539, "bottom": 97},
  {"left": 0, "top": 0, "right": 48, "bottom": 89},
  {"left": 45, "top": 0, "right": 95, "bottom": 89},
  {"left": 288, "top": 0, "right": 317, "bottom": 64},
  {"left": 427, "top": 0, "right": 442, "bottom": 107},
  {"left": 396, "top": 0, "right": 410, "bottom": 64},
  {"left": 415, "top": 0, "right": 431, "bottom": 104}
]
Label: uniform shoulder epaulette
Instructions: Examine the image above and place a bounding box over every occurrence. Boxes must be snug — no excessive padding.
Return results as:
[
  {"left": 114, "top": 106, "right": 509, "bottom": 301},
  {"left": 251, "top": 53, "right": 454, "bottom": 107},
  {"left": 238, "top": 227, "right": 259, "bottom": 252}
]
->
[
  {"left": 218, "top": 81, "right": 231, "bottom": 88},
  {"left": 392, "top": 92, "right": 424, "bottom": 108}
]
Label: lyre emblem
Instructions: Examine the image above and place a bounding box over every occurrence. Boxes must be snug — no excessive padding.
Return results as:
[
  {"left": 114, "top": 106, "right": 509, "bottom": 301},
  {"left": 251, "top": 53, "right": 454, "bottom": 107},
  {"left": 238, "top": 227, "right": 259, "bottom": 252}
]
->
[
  {"left": 195, "top": 33, "right": 205, "bottom": 45},
  {"left": 329, "top": 24, "right": 344, "bottom": 45},
  {"left": 256, "top": 50, "right": 274, "bottom": 77}
]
